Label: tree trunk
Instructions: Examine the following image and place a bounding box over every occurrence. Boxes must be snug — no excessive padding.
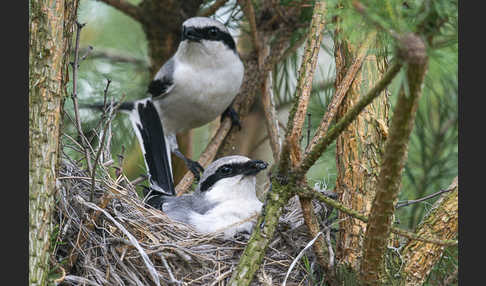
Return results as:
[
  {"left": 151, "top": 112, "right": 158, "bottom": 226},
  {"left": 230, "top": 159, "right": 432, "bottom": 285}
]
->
[
  {"left": 400, "top": 177, "right": 458, "bottom": 285},
  {"left": 360, "top": 33, "right": 428, "bottom": 284},
  {"left": 334, "top": 36, "right": 389, "bottom": 270},
  {"left": 29, "top": 0, "right": 78, "bottom": 285}
]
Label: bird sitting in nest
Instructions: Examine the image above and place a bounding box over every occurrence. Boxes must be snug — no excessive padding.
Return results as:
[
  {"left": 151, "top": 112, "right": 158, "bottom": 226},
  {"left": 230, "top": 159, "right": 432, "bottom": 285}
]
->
[{"left": 132, "top": 100, "right": 267, "bottom": 238}]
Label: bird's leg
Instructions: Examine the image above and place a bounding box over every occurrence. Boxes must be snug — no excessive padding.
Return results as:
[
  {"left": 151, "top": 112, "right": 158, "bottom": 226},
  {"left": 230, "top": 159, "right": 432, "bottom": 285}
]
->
[
  {"left": 222, "top": 105, "right": 242, "bottom": 130},
  {"left": 172, "top": 148, "right": 204, "bottom": 181},
  {"left": 166, "top": 133, "right": 204, "bottom": 181}
]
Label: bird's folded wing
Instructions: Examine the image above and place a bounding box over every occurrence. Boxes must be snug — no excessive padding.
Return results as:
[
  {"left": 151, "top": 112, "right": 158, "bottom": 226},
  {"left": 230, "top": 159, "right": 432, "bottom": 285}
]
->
[{"left": 129, "top": 99, "right": 175, "bottom": 196}]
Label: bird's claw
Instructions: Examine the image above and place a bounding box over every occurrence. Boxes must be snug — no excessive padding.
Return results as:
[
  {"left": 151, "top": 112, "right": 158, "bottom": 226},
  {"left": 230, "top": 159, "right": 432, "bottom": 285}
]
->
[
  {"left": 222, "top": 106, "right": 242, "bottom": 131},
  {"left": 185, "top": 159, "right": 204, "bottom": 182}
]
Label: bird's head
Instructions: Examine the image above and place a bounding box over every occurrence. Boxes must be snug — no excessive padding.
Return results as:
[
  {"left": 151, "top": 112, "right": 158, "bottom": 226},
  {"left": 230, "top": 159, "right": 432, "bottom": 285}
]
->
[
  {"left": 178, "top": 17, "right": 237, "bottom": 58},
  {"left": 198, "top": 155, "right": 268, "bottom": 201}
]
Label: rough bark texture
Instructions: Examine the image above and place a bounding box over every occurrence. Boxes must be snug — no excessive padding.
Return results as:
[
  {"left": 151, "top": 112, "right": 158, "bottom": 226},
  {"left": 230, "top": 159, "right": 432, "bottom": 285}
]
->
[
  {"left": 360, "top": 33, "right": 428, "bottom": 285},
  {"left": 29, "top": 0, "right": 78, "bottom": 284},
  {"left": 400, "top": 177, "right": 458, "bottom": 286},
  {"left": 334, "top": 39, "right": 389, "bottom": 269}
]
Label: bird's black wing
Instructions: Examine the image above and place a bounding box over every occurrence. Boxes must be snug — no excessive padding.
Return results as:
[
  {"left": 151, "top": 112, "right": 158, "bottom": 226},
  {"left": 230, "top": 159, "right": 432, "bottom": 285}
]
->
[
  {"left": 134, "top": 100, "right": 176, "bottom": 197},
  {"left": 148, "top": 58, "right": 175, "bottom": 99}
]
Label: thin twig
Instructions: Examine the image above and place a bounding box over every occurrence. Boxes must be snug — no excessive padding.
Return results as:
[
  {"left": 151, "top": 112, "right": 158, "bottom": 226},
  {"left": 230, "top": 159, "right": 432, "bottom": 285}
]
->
[
  {"left": 90, "top": 95, "right": 126, "bottom": 202},
  {"left": 238, "top": 0, "right": 261, "bottom": 56},
  {"left": 158, "top": 253, "right": 180, "bottom": 285},
  {"left": 261, "top": 70, "right": 281, "bottom": 162},
  {"left": 299, "top": 196, "right": 330, "bottom": 273},
  {"left": 304, "top": 186, "right": 458, "bottom": 247},
  {"left": 306, "top": 113, "right": 311, "bottom": 149},
  {"left": 71, "top": 21, "right": 93, "bottom": 174},
  {"left": 278, "top": 0, "right": 327, "bottom": 173},
  {"left": 396, "top": 188, "right": 453, "bottom": 209},
  {"left": 130, "top": 175, "right": 148, "bottom": 186},
  {"left": 325, "top": 226, "right": 334, "bottom": 270},
  {"left": 282, "top": 231, "right": 323, "bottom": 286},
  {"left": 79, "top": 46, "right": 148, "bottom": 67}
]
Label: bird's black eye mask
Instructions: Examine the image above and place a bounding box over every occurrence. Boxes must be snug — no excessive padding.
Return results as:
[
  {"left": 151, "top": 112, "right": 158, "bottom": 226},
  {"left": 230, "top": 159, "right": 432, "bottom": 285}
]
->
[
  {"left": 200, "top": 160, "right": 268, "bottom": 192},
  {"left": 181, "top": 26, "right": 236, "bottom": 52}
]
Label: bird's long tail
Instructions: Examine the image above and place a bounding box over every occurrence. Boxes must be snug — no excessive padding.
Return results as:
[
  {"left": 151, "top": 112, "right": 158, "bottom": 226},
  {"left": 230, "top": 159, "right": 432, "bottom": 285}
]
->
[{"left": 128, "top": 99, "right": 175, "bottom": 209}]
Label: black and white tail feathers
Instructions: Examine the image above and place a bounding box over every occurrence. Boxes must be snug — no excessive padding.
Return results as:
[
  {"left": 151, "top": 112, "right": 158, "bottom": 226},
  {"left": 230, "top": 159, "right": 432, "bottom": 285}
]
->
[{"left": 128, "top": 99, "right": 175, "bottom": 208}]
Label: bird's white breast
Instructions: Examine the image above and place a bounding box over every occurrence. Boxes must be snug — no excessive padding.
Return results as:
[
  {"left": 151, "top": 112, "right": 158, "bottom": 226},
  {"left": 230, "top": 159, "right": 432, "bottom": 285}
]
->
[
  {"left": 190, "top": 176, "right": 262, "bottom": 238},
  {"left": 157, "top": 46, "right": 244, "bottom": 134}
]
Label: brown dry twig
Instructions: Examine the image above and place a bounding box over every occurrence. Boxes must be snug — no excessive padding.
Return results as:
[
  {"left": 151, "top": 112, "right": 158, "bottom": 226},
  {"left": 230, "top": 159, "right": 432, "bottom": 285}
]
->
[
  {"left": 71, "top": 21, "right": 93, "bottom": 174},
  {"left": 304, "top": 30, "right": 377, "bottom": 154}
]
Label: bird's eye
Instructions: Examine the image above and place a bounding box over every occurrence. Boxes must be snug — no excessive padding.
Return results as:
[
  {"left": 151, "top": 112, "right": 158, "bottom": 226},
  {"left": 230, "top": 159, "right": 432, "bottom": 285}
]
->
[
  {"left": 220, "top": 166, "right": 232, "bottom": 174},
  {"left": 209, "top": 27, "right": 219, "bottom": 37}
]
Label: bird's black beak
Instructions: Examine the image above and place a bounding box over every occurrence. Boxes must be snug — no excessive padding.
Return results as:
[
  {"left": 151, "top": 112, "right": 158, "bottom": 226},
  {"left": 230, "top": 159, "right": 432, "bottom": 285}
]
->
[
  {"left": 182, "top": 26, "right": 201, "bottom": 42},
  {"left": 243, "top": 160, "right": 268, "bottom": 176}
]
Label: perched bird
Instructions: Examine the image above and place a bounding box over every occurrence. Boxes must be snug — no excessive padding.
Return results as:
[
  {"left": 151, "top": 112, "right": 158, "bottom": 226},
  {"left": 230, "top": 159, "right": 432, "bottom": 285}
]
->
[
  {"left": 133, "top": 99, "right": 266, "bottom": 238},
  {"left": 85, "top": 16, "right": 245, "bottom": 180}
]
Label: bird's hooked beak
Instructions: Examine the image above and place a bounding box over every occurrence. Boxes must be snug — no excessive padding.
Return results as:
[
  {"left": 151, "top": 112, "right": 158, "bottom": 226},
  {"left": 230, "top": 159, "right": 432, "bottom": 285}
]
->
[
  {"left": 182, "top": 26, "right": 202, "bottom": 42},
  {"left": 243, "top": 160, "right": 268, "bottom": 176}
]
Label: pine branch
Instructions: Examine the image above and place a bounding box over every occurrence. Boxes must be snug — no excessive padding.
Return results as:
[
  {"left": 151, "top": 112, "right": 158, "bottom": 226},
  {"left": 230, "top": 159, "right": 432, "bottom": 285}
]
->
[
  {"left": 304, "top": 30, "right": 377, "bottom": 154},
  {"left": 278, "top": 0, "right": 327, "bottom": 174},
  {"left": 97, "top": 0, "right": 142, "bottom": 22},
  {"left": 360, "top": 33, "right": 429, "bottom": 284},
  {"left": 296, "top": 61, "right": 403, "bottom": 176},
  {"left": 303, "top": 186, "right": 457, "bottom": 247}
]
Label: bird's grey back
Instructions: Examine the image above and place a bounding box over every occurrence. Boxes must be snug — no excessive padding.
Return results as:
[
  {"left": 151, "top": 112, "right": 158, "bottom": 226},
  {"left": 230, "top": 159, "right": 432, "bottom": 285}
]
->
[
  {"left": 154, "top": 57, "right": 175, "bottom": 82},
  {"left": 162, "top": 192, "right": 216, "bottom": 223}
]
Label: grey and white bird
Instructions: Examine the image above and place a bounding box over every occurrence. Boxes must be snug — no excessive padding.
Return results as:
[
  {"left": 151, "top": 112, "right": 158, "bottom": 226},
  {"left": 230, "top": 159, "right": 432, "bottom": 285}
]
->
[
  {"left": 133, "top": 100, "right": 266, "bottom": 238},
  {"left": 86, "top": 16, "right": 245, "bottom": 182}
]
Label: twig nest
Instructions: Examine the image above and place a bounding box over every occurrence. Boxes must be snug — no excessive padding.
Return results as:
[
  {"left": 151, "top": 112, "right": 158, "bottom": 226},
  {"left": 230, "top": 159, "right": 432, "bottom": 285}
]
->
[{"left": 55, "top": 159, "right": 331, "bottom": 285}]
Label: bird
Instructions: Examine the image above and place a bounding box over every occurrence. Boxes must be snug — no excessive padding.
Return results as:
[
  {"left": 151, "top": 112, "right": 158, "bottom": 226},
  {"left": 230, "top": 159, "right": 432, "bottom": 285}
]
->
[
  {"left": 132, "top": 99, "right": 267, "bottom": 238},
  {"left": 84, "top": 16, "right": 245, "bottom": 181}
]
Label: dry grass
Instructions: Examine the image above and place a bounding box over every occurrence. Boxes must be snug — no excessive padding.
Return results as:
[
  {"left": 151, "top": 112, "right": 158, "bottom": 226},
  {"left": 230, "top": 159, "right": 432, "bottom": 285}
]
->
[{"left": 54, "top": 154, "right": 331, "bottom": 286}]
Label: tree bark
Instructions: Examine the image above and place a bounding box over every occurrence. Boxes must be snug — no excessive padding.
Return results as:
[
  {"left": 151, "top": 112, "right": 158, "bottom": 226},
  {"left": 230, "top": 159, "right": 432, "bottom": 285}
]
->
[
  {"left": 29, "top": 0, "right": 79, "bottom": 285},
  {"left": 334, "top": 36, "right": 389, "bottom": 270},
  {"left": 400, "top": 177, "right": 458, "bottom": 286},
  {"left": 360, "top": 33, "right": 428, "bottom": 284}
]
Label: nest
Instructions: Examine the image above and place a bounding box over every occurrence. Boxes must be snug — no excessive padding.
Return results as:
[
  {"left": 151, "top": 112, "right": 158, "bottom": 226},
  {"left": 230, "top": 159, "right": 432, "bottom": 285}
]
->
[{"left": 55, "top": 156, "right": 332, "bottom": 286}]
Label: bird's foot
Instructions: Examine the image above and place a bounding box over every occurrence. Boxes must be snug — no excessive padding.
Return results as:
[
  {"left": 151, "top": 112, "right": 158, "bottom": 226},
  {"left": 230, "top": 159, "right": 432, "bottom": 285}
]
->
[
  {"left": 184, "top": 159, "right": 204, "bottom": 182},
  {"left": 222, "top": 106, "right": 242, "bottom": 131}
]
